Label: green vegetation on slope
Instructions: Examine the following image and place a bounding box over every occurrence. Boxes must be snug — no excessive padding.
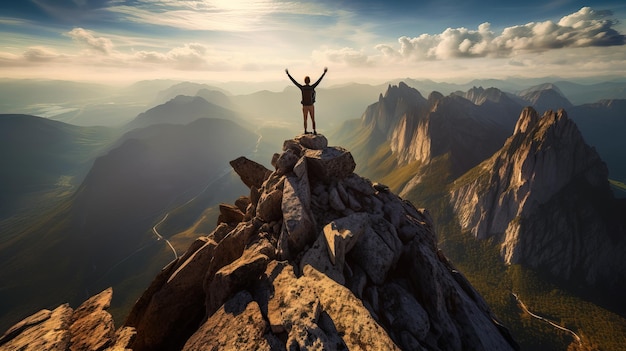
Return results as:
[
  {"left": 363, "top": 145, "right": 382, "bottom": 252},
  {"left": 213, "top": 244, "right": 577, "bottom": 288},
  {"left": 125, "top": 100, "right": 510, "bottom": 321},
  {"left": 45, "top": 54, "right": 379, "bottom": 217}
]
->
[{"left": 401, "top": 165, "right": 626, "bottom": 351}]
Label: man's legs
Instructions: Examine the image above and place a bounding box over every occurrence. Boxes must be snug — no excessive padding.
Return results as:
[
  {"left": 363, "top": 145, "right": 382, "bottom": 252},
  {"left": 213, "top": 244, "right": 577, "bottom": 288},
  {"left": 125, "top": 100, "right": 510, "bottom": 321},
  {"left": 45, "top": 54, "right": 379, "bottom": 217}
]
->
[
  {"left": 303, "top": 105, "right": 315, "bottom": 134},
  {"left": 302, "top": 106, "right": 308, "bottom": 133},
  {"left": 310, "top": 105, "right": 316, "bottom": 134}
]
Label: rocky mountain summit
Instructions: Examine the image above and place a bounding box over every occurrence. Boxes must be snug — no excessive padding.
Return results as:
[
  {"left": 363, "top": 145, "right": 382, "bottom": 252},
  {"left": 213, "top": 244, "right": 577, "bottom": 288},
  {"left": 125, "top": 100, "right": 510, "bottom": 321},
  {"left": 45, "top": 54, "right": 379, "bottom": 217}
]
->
[
  {"left": 354, "top": 83, "right": 516, "bottom": 179},
  {"left": 2, "top": 134, "right": 518, "bottom": 351},
  {"left": 450, "top": 107, "right": 626, "bottom": 287}
]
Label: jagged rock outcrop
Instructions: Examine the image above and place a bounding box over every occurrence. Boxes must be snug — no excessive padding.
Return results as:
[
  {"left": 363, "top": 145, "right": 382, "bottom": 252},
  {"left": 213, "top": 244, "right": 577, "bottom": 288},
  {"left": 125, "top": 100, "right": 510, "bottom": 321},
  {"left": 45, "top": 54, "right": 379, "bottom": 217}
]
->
[
  {"left": 354, "top": 83, "right": 517, "bottom": 180},
  {"left": 0, "top": 287, "right": 135, "bottom": 351},
  {"left": 122, "top": 133, "right": 518, "bottom": 350},
  {"left": 450, "top": 107, "right": 626, "bottom": 286}
]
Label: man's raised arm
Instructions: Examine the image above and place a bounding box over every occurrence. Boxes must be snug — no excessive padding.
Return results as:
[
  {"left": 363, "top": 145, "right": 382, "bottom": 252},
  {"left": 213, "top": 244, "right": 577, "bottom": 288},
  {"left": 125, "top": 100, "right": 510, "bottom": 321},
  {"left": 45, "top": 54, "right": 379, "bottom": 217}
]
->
[
  {"left": 285, "top": 68, "right": 301, "bottom": 88},
  {"left": 312, "top": 67, "right": 328, "bottom": 87}
]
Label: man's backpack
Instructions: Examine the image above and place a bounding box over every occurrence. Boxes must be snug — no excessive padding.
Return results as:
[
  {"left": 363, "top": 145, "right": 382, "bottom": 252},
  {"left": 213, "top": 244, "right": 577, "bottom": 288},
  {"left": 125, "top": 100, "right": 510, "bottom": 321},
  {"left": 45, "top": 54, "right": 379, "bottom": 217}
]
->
[{"left": 301, "top": 86, "right": 315, "bottom": 105}]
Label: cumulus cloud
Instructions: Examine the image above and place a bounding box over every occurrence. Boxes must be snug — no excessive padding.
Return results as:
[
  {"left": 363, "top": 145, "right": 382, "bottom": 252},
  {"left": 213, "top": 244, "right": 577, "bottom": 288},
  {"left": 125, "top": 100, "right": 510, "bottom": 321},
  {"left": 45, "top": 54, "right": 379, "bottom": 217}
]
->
[
  {"left": 22, "top": 47, "right": 63, "bottom": 62},
  {"left": 377, "top": 7, "right": 625, "bottom": 61},
  {"left": 66, "top": 27, "right": 114, "bottom": 54},
  {"left": 0, "top": 46, "right": 67, "bottom": 67},
  {"left": 62, "top": 27, "right": 217, "bottom": 71},
  {"left": 133, "top": 43, "right": 215, "bottom": 70}
]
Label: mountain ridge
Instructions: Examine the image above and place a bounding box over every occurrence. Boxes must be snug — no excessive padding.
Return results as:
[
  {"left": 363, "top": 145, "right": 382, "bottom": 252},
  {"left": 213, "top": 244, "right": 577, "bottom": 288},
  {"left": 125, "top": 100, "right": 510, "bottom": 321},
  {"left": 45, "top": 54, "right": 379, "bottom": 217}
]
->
[
  {"left": 1, "top": 134, "right": 520, "bottom": 351},
  {"left": 450, "top": 107, "right": 626, "bottom": 289},
  {"left": 336, "top": 83, "right": 517, "bottom": 188},
  {"left": 125, "top": 95, "right": 242, "bottom": 131},
  {"left": 0, "top": 117, "right": 260, "bottom": 333},
  {"left": 0, "top": 114, "right": 118, "bottom": 219}
]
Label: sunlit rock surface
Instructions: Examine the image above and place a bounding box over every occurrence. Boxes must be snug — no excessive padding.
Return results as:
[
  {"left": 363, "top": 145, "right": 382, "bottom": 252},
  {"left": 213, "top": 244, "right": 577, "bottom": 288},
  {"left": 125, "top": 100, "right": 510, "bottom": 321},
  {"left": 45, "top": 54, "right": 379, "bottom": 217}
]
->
[
  {"left": 450, "top": 108, "right": 626, "bottom": 286},
  {"left": 3, "top": 133, "right": 519, "bottom": 351},
  {"left": 125, "top": 133, "right": 518, "bottom": 351}
]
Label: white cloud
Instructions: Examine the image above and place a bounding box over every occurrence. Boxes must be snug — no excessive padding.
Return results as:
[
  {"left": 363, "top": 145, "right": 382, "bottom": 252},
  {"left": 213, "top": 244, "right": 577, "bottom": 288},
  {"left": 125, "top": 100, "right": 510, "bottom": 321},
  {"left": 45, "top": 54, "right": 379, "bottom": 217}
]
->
[
  {"left": 0, "top": 46, "right": 68, "bottom": 67},
  {"left": 22, "top": 46, "right": 63, "bottom": 62},
  {"left": 66, "top": 27, "right": 114, "bottom": 55},
  {"left": 377, "top": 7, "right": 625, "bottom": 61},
  {"left": 133, "top": 43, "right": 215, "bottom": 70}
]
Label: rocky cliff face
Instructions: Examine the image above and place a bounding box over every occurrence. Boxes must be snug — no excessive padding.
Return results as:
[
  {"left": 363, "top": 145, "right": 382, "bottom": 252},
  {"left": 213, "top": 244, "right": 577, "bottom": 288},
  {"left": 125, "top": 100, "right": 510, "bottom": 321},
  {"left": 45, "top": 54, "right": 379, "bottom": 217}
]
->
[
  {"left": 3, "top": 134, "right": 519, "bottom": 350},
  {"left": 450, "top": 107, "right": 626, "bottom": 286},
  {"left": 357, "top": 83, "right": 516, "bottom": 178},
  {"left": 360, "top": 82, "right": 432, "bottom": 165}
]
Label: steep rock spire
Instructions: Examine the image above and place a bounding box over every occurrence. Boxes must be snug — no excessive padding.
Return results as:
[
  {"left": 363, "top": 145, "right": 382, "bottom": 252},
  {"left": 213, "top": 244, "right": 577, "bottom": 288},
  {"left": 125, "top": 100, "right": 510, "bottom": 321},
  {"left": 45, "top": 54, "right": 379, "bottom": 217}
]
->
[
  {"left": 512, "top": 106, "right": 539, "bottom": 135},
  {"left": 450, "top": 107, "right": 626, "bottom": 287}
]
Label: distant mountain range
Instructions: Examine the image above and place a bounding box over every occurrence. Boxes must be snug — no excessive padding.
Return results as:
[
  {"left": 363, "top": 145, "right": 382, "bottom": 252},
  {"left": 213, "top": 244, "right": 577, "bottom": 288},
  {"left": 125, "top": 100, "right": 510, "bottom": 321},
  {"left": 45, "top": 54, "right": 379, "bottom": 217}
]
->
[
  {"left": 0, "top": 97, "right": 262, "bottom": 332},
  {"left": 71, "top": 117, "right": 258, "bottom": 280},
  {"left": 125, "top": 94, "right": 242, "bottom": 131},
  {"left": 4, "top": 77, "right": 624, "bottom": 129},
  {"left": 0, "top": 114, "right": 119, "bottom": 219}
]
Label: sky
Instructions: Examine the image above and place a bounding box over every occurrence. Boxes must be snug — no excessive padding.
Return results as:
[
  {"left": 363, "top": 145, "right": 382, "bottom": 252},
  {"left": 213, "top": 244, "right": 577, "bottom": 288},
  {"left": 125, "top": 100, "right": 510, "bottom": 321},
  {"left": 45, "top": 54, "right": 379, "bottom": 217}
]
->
[{"left": 0, "top": 0, "right": 625, "bottom": 86}]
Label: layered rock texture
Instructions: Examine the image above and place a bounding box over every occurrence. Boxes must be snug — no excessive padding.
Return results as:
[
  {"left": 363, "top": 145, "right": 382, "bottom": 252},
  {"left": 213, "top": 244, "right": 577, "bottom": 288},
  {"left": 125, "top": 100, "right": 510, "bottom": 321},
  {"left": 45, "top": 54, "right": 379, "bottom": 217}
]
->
[
  {"left": 123, "top": 134, "right": 517, "bottom": 350},
  {"left": 450, "top": 107, "right": 626, "bottom": 287},
  {"left": 0, "top": 288, "right": 135, "bottom": 351}
]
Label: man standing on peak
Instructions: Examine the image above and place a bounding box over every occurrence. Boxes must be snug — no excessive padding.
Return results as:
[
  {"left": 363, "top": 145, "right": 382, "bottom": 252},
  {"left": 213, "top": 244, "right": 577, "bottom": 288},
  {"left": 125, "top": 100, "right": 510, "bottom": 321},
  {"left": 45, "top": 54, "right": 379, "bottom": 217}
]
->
[{"left": 285, "top": 67, "right": 327, "bottom": 135}]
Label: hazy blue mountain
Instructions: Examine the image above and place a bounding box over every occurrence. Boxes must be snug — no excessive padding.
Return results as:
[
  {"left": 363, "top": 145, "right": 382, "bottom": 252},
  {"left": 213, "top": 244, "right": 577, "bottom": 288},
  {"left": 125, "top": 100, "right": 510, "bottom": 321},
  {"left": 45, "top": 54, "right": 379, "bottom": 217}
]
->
[
  {"left": 516, "top": 84, "right": 573, "bottom": 113},
  {"left": 554, "top": 80, "right": 626, "bottom": 105},
  {"left": 0, "top": 79, "right": 115, "bottom": 112},
  {"left": 570, "top": 99, "right": 626, "bottom": 191},
  {"left": 0, "top": 117, "right": 258, "bottom": 332},
  {"left": 0, "top": 79, "right": 189, "bottom": 127},
  {"left": 125, "top": 95, "right": 242, "bottom": 131},
  {"left": 124, "top": 79, "right": 188, "bottom": 102},
  {"left": 48, "top": 101, "right": 149, "bottom": 127},
  {"left": 195, "top": 88, "right": 234, "bottom": 110},
  {"left": 72, "top": 118, "right": 256, "bottom": 272},
  {"left": 208, "top": 83, "right": 387, "bottom": 132},
  {"left": 461, "top": 86, "right": 524, "bottom": 125},
  {"left": 0, "top": 114, "right": 119, "bottom": 219},
  {"left": 153, "top": 82, "right": 230, "bottom": 105}
]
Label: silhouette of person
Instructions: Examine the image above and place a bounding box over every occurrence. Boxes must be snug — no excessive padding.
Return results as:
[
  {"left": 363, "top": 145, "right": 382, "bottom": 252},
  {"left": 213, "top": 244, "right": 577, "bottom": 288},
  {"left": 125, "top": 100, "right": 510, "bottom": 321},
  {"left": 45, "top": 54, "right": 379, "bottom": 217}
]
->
[{"left": 285, "top": 67, "right": 328, "bottom": 135}]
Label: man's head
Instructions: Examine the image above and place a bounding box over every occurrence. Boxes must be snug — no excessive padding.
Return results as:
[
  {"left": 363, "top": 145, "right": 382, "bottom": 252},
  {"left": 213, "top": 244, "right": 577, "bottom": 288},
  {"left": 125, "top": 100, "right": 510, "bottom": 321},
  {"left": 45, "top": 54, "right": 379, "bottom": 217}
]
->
[{"left": 304, "top": 76, "right": 310, "bottom": 84}]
